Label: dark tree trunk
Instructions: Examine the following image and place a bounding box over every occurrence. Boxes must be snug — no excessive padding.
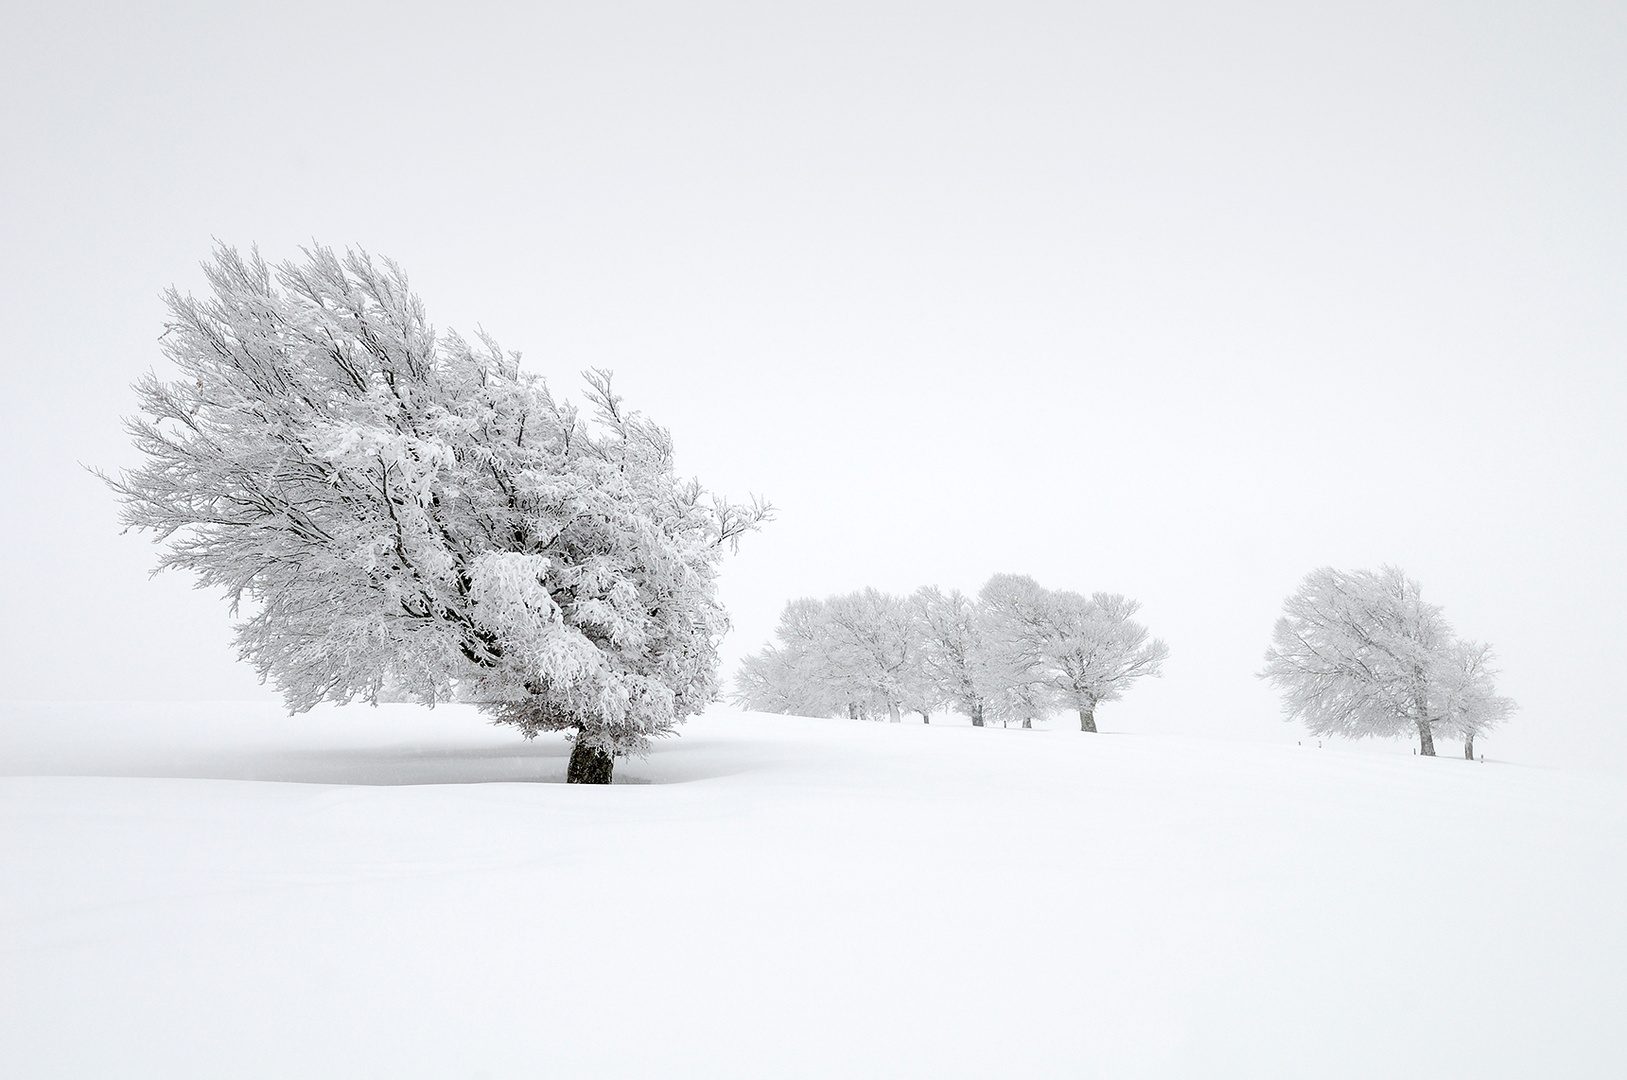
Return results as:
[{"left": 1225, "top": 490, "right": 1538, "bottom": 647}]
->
[
  {"left": 971, "top": 705, "right": 984, "bottom": 728},
  {"left": 1464, "top": 732, "right": 1475, "bottom": 760},
  {"left": 1021, "top": 718, "right": 1032, "bottom": 729},
  {"left": 922, "top": 712, "right": 931, "bottom": 725},
  {"left": 847, "top": 703, "right": 858, "bottom": 720},
  {"left": 1080, "top": 706, "right": 1097, "bottom": 733},
  {"left": 567, "top": 740, "right": 614, "bottom": 784},
  {"left": 1416, "top": 720, "right": 1436, "bottom": 757}
]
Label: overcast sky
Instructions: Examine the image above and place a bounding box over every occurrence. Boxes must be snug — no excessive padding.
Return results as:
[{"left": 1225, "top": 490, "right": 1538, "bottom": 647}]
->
[{"left": 2, "top": 0, "right": 1622, "bottom": 768}]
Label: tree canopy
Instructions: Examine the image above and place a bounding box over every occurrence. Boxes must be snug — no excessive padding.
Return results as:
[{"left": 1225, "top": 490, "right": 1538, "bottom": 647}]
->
[
  {"left": 1260, "top": 566, "right": 1514, "bottom": 756},
  {"left": 107, "top": 244, "right": 766, "bottom": 780}
]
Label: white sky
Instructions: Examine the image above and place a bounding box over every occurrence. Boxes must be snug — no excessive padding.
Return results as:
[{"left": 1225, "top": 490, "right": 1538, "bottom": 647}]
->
[{"left": 2, "top": 0, "right": 1622, "bottom": 768}]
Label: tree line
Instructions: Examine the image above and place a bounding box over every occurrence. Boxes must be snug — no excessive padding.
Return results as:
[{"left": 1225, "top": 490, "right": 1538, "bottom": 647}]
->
[{"left": 732, "top": 574, "right": 1169, "bottom": 731}]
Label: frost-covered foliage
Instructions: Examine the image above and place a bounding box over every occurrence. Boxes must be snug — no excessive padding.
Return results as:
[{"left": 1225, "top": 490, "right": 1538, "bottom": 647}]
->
[
  {"left": 731, "top": 599, "right": 842, "bottom": 718},
  {"left": 733, "top": 574, "right": 1166, "bottom": 729},
  {"left": 732, "top": 591, "right": 927, "bottom": 722},
  {"left": 976, "top": 575, "right": 1061, "bottom": 727},
  {"left": 1032, "top": 590, "right": 1170, "bottom": 732},
  {"left": 107, "top": 244, "right": 767, "bottom": 761},
  {"left": 1260, "top": 566, "right": 1515, "bottom": 756},
  {"left": 820, "top": 588, "right": 924, "bottom": 723},
  {"left": 911, "top": 586, "right": 990, "bottom": 725},
  {"left": 1436, "top": 639, "right": 1516, "bottom": 758}
]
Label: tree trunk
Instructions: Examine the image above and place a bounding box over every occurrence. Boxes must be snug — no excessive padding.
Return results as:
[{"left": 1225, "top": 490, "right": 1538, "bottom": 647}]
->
[
  {"left": 847, "top": 703, "right": 858, "bottom": 720},
  {"left": 921, "top": 712, "right": 931, "bottom": 725},
  {"left": 1416, "top": 720, "right": 1436, "bottom": 757},
  {"left": 971, "top": 705, "right": 984, "bottom": 728},
  {"left": 888, "top": 702, "right": 901, "bottom": 723},
  {"left": 1021, "top": 718, "right": 1032, "bottom": 729},
  {"left": 567, "top": 740, "right": 614, "bottom": 784},
  {"left": 1464, "top": 732, "right": 1475, "bottom": 760},
  {"left": 1079, "top": 706, "right": 1097, "bottom": 733}
]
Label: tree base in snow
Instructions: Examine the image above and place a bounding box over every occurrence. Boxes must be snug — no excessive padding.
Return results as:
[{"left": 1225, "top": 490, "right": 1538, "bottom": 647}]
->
[{"left": 567, "top": 741, "right": 614, "bottom": 784}]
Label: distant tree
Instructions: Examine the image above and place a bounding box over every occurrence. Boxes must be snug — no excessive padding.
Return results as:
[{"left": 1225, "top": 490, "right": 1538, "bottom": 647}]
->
[
  {"left": 912, "top": 586, "right": 990, "bottom": 726},
  {"left": 1260, "top": 566, "right": 1508, "bottom": 756},
  {"left": 896, "top": 608, "right": 949, "bottom": 725},
  {"left": 977, "top": 574, "right": 1058, "bottom": 728},
  {"left": 1038, "top": 591, "right": 1168, "bottom": 732},
  {"left": 730, "top": 598, "right": 843, "bottom": 717},
  {"left": 1437, "top": 639, "right": 1516, "bottom": 759},
  {"left": 822, "top": 588, "right": 919, "bottom": 722},
  {"left": 732, "top": 648, "right": 812, "bottom": 715},
  {"left": 105, "top": 244, "right": 767, "bottom": 784}
]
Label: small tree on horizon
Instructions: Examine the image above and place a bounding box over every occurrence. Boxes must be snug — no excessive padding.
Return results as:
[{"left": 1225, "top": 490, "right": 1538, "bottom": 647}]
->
[{"left": 1438, "top": 639, "right": 1517, "bottom": 759}]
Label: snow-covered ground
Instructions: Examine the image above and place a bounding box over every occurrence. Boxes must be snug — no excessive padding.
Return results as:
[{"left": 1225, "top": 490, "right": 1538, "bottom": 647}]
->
[{"left": 2, "top": 703, "right": 1622, "bottom": 1079}]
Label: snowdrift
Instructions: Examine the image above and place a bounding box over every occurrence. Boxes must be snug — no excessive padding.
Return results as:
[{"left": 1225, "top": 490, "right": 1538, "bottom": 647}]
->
[{"left": 2, "top": 702, "right": 1622, "bottom": 1078}]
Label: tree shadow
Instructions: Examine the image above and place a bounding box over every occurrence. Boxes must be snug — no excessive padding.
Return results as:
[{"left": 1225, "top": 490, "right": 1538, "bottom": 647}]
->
[{"left": 0, "top": 705, "right": 769, "bottom": 787}]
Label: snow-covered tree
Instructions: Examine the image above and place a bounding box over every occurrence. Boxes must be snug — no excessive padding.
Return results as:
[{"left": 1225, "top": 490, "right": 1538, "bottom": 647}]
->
[
  {"left": 1437, "top": 639, "right": 1516, "bottom": 759},
  {"left": 1259, "top": 566, "right": 1509, "bottom": 756},
  {"left": 730, "top": 598, "right": 843, "bottom": 717},
  {"left": 911, "top": 586, "right": 987, "bottom": 725},
  {"left": 105, "top": 243, "right": 767, "bottom": 783},
  {"left": 735, "top": 588, "right": 942, "bottom": 723},
  {"left": 976, "top": 574, "right": 1058, "bottom": 728},
  {"left": 1038, "top": 591, "right": 1168, "bottom": 732},
  {"left": 821, "top": 588, "right": 920, "bottom": 722},
  {"left": 738, "top": 575, "right": 1168, "bottom": 732}
]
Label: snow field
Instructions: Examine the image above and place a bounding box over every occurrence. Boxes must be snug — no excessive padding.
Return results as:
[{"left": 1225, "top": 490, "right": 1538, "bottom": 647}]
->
[{"left": 2, "top": 702, "right": 1623, "bottom": 1078}]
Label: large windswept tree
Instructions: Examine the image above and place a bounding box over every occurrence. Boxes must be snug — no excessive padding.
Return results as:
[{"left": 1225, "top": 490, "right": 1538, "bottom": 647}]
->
[
  {"left": 106, "top": 244, "right": 767, "bottom": 783},
  {"left": 1260, "top": 566, "right": 1513, "bottom": 757}
]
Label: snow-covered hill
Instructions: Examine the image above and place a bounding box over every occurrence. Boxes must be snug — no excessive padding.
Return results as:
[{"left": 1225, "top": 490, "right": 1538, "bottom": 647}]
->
[{"left": 2, "top": 703, "right": 1622, "bottom": 1078}]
